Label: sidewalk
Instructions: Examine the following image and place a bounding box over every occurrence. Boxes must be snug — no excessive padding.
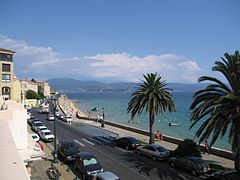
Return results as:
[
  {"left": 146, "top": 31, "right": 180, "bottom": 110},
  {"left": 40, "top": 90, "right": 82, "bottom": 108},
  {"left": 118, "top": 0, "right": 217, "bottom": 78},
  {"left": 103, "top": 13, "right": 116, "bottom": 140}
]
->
[{"left": 73, "top": 117, "right": 234, "bottom": 170}]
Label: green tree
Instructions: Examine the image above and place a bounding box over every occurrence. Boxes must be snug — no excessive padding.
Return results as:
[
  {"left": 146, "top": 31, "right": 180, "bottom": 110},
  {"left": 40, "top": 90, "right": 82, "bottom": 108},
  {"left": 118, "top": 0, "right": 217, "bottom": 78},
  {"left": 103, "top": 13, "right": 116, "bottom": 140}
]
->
[
  {"left": 128, "top": 73, "right": 176, "bottom": 144},
  {"left": 38, "top": 86, "right": 45, "bottom": 99},
  {"left": 190, "top": 51, "right": 240, "bottom": 170},
  {"left": 173, "top": 139, "right": 202, "bottom": 157},
  {"left": 25, "top": 90, "right": 40, "bottom": 100}
]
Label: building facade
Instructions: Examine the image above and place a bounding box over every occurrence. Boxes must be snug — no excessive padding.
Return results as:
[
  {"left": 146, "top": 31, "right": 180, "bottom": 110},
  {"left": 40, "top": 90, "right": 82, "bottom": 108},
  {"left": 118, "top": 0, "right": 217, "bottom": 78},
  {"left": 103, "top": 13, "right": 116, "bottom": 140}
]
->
[
  {"left": 0, "top": 48, "right": 15, "bottom": 100},
  {"left": 36, "top": 81, "right": 51, "bottom": 97}
]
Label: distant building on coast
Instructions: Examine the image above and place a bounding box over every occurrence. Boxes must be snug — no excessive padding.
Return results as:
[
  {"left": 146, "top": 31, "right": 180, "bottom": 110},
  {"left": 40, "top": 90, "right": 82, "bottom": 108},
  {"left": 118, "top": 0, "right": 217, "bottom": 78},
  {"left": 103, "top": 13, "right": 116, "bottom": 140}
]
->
[{"left": 0, "top": 48, "right": 15, "bottom": 100}]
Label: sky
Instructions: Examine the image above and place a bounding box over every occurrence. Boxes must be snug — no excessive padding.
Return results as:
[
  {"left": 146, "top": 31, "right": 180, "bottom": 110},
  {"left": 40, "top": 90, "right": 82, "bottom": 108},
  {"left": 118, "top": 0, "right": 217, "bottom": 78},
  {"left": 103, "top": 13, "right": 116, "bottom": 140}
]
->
[{"left": 0, "top": 0, "right": 239, "bottom": 83}]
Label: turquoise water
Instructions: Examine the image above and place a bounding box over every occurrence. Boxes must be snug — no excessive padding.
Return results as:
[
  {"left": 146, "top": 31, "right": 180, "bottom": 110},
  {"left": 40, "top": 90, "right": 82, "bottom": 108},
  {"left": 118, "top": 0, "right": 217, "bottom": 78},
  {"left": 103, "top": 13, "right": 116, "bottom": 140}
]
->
[{"left": 66, "top": 92, "right": 230, "bottom": 151}]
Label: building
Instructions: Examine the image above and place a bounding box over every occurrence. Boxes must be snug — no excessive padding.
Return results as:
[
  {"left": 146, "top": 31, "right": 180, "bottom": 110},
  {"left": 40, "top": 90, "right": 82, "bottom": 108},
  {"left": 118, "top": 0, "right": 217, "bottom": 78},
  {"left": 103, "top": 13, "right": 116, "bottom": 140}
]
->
[
  {"left": 36, "top": 81, "right": 51, "bottom": 97},
  {"left": 0, "top": 48, "right": 15, "bottom": 100},
  {"left": 12, "top": 77, "right": 21, "bottom": 102}
]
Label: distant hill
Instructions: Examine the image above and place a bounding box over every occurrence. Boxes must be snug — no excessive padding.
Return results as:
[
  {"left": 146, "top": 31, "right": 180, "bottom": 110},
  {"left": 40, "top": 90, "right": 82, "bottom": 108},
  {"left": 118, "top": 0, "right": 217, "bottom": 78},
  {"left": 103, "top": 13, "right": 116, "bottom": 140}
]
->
[{"left": 47, "top": 78, "right": 209, "bottom": 92}]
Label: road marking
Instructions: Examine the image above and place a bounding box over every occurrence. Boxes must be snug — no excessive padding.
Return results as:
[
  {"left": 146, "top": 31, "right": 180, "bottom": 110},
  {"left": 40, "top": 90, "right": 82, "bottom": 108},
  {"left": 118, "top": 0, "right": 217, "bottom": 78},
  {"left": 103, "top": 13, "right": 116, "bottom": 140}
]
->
[
  {"left": 89, "top": 138, "right": 103, "bottom": 144},
  {"left": 74, "top": 139, "right": 85, "bottom": 147},
  {"left": 95, "top": 136, "right": 112, "bottom": 143},
  {"left": 82, "top": 138, "right": 95, "bottom": 145}
]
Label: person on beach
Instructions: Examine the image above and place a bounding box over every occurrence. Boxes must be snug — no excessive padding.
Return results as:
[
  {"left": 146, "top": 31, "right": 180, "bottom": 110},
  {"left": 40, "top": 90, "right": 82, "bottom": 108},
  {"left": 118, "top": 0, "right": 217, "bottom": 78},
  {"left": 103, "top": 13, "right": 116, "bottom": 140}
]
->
[
  {"left": 204, "top": 140, "right": 211, "bottom": 155},
  {"left": 155, "top": 130, "right": 163, "bottom": 141}
]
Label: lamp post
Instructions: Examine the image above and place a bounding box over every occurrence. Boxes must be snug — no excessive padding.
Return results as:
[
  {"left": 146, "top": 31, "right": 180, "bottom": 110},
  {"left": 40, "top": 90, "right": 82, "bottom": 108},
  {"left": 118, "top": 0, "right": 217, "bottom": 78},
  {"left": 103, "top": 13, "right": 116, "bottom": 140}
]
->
[
  {"left": 51, "top": 93, "right": 59, "bottom": 163},
  {"left": 101, "top": 107, "right": 105, "bottom": 128}
]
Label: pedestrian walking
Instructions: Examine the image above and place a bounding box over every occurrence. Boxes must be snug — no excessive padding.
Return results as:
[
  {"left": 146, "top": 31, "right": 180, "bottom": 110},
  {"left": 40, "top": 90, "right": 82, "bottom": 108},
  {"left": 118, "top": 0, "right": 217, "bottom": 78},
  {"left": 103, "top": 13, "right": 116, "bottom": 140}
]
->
[{"left": 204, "top": 140, "right": 211, "bottom": 155}]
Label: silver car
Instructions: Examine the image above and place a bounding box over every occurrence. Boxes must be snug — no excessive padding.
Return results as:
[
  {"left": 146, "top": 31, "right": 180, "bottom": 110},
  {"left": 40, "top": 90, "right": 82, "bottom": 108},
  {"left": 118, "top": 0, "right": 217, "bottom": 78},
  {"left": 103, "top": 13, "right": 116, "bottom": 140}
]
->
[
  {"left": 137, "top": 143, "right": 170, "bottom": 161},
  {"left": 93, "top": 171, "right": 120, "bottom": 180}
]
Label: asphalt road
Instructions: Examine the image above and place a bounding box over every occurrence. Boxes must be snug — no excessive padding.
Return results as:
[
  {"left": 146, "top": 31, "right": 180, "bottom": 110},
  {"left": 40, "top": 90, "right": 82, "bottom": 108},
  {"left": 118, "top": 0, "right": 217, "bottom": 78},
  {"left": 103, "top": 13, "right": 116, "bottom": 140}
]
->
[{"left": 31, "top": 107, "right": 202, "bottom": 180}]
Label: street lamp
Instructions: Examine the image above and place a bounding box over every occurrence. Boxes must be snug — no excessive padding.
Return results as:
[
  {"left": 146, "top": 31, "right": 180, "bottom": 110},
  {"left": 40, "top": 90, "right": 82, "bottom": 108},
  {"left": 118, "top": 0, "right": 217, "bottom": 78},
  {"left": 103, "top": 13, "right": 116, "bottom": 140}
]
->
[
  {"left": 101, "top": 107, "right": 105, "bottom": 128},
  {"left": 51, "top": 93, "right": 59, "bottom": 163}
]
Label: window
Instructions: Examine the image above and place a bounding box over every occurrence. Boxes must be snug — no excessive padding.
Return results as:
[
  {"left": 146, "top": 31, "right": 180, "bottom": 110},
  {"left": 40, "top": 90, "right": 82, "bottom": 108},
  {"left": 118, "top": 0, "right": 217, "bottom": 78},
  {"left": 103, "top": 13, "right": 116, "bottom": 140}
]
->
[
  {"left": 2, "top": 74, "right": 10, "bottom": 82},
  {"left": 2, "top": 64, "right": 11, "bottom": 72},
  {"left": 0, "top": 53, "right": 12, "bottom": 61}
]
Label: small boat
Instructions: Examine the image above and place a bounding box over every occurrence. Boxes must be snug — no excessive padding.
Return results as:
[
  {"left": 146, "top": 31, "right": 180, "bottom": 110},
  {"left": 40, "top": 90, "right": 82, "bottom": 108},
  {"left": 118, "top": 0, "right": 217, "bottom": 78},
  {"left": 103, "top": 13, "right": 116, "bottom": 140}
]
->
[{"left": 169, "top": 123, "right": 180, "bottom": 126}]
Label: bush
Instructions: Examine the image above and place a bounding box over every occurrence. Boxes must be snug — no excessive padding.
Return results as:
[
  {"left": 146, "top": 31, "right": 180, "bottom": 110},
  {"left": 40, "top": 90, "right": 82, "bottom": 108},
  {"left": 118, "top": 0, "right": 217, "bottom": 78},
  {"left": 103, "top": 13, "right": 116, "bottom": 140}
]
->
[
  {"left": 173, "top": 139, "right": 201, "bottom": 157},
  {"left": 25, "top": 90, "right": 40, "bottom": 100}
]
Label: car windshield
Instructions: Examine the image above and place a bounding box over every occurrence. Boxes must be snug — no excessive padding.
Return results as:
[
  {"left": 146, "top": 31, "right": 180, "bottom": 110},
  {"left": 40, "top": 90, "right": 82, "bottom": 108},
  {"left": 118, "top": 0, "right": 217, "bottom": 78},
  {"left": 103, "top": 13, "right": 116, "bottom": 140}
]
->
[
  {"left": 156, "top": 146, "right": 167, "bottom": 152},
  {"left": 83, "top": 157, "right": 98, "bottom": 166},
  {"left": 44, "top": 132, "right": 52, "bottom": 135},
  {"left": 64, "top": 143, "right": 78, "bottom": 152},
  {"left": 129, "top": 138, "right": 139, "bottom": 143},
  {"left": 36, "top": 123, "right": 43, "bottom": 126}
]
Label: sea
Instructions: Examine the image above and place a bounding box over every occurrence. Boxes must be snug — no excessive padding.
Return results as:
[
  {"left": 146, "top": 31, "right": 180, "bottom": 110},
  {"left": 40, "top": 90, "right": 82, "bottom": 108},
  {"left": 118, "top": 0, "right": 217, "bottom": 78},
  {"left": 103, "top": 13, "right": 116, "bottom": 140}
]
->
[{"left": 66, "top": 92, "right": 230, "bottom": 151}]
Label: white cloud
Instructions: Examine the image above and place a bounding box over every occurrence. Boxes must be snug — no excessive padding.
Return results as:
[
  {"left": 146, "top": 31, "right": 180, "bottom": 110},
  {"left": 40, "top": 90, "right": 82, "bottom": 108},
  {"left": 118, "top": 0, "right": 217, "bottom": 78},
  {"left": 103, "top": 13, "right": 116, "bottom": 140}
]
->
[{"left": 0, "top": 35, "right": 202, "bottom": 83}]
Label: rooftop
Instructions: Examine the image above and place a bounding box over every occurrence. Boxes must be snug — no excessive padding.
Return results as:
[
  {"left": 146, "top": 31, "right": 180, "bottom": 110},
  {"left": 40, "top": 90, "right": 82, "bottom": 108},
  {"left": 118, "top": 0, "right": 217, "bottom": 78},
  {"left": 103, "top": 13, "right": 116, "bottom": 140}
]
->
[{"left": 0, "top": 48, "right": 16, "bottom": 54}]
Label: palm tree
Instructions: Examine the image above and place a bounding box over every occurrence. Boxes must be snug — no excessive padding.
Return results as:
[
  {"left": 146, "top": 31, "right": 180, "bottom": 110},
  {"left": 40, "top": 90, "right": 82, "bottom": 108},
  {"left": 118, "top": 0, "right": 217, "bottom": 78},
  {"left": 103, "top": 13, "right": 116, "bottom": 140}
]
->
[
  {"left": 128, "top": 73, "right": 175, "bottom": 144},
  {"left": 190, "top": 51, "right": 240, "bottom": 170}
]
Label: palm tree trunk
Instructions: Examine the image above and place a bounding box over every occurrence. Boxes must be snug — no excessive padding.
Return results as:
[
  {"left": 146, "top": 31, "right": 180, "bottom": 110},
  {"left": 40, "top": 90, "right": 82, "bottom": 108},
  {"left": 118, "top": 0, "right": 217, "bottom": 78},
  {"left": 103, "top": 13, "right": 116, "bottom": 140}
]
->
[
  {"left": 149, "top": 111, "right": 155, "bottom": 144},
  {"left": 235, "top": 126, "right": 240, "bottom": 170}
]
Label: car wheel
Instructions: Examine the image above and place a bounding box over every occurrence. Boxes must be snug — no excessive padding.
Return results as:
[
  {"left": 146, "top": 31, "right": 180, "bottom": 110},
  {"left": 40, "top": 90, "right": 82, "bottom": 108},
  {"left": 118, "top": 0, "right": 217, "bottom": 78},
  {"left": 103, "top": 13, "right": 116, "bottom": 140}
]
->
[
  {"left": 191, "top": 170, "right": 197, "bottom": 176},
  {"left": 170, "top": 162, "right": 175, "bottom": 167},
  {"left": 137, "top": 150, "right": 141, "bottom": 155},
  {"left": 125, "top": 145, "right": 129, "bottom": 150},
  {"left": 152, "top": 156, "right": 156, "bottom": 161}
]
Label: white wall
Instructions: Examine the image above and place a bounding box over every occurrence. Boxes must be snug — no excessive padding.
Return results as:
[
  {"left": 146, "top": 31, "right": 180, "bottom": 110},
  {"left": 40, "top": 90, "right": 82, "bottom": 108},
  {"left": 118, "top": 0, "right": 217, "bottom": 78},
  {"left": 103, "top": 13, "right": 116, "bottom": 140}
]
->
[{"left": 0, "top": 100, "right": 27, "bottom": 149}]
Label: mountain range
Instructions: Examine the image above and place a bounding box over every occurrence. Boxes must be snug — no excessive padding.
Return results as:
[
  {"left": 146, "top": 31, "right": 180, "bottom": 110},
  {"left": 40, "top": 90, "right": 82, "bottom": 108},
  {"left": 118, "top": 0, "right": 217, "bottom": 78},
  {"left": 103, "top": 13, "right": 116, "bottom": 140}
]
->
[{"left": 47, "top": 78, "right": 209, "bottom": 93}]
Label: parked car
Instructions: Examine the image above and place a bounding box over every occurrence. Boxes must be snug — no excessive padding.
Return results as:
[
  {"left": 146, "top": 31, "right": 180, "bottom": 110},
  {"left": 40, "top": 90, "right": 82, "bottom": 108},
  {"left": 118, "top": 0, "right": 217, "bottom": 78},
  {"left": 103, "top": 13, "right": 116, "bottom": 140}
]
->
[
  {"left": 32, "top": 121, "right": 44, "bottom": 132},
  {"left": 169, "top": 156, "right": 210, "bottom": 176},
  {"left": 28, "top": 118, "right": 40, "bottom": 126},
  {"left": 137, "top": 143, "right": 170, "bottom": 160},
  {"left": 31, "top": 133, "right": 40, "bottom": 142},
  {"left": 46, "top": 114, "right": 55, "bottom": 121},
  {"left": 113, "top": 137, "right": 141, "bottom": 150},
  {"left": 74, "top": 152, "right": 103, "bottom": 180},
  {"left": 39, "top": 129, "right": 55, "bottom": 142},
  {"left": 36, "top": 125, "right": 48, "bottom": 134},
  {"left": 93, "top": 171, "right": 120, "bottom": 180},
  {"left": 207, "top": 170, "right": 240, "bottom": 180},
  {"left": 57, "top": 139, "right": 80, "bottom": 163}
]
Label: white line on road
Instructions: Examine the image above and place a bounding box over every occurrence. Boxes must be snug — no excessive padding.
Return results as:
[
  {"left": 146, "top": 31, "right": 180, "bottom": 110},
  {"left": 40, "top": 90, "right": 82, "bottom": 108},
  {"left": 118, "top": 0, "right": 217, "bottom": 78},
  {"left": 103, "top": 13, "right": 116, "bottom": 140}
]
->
[
  {"left": 89, "top": 138, "right": 103, "bottom": 144},
  {"left": 74, "top": 139, "right": 85, "bottom": 147},
  {"left": 95, "top": 136, "right": 112, "bottom": 143},
  {"left": 82, "top": 138, "right": 95, "bottom": 145}
]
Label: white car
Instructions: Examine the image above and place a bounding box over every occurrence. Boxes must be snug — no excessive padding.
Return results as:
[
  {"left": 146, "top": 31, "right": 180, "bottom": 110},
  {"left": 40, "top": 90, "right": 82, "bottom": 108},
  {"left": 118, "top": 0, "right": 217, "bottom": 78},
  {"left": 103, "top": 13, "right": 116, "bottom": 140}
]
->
[
  {"left": 36, "top": 126, "right": 48, "bottom": 134},
  {"left": 39, "top": 129, "right": 55, "bottom": 142},
  {"left": 55, "top": 111, "right": 60, "bottom": 117},
  {"left": 31, "top": 133, "right": 40, "bottom": 142},
  {"left": 46, "top": 114, "right": 55, "bottom": 121},
  {"left": 32, "top": 121, "right": 44, "bottom": 132}
]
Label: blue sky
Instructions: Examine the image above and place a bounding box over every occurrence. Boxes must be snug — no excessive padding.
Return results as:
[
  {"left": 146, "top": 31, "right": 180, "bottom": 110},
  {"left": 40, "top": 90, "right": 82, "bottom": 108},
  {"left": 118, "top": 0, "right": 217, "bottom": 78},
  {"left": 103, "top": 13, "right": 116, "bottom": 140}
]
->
[{"left": 0, "top": 0, "right": 239, "bottom": 83}]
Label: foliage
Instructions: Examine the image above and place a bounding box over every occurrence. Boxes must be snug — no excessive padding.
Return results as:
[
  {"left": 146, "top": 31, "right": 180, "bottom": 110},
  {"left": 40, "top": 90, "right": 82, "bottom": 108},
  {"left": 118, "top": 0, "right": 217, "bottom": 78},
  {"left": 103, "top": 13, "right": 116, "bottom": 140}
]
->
[
  {"left": 173, "top": 139, "right": 202, "bottom": 157},
  {"left": 127, "top": 73, "right": 175, "bottom": 144},
  {"left": 37, "top": 86, "right": 45, "bottom": 99},
  {"left": 190, "top": 50, "right": 240, "bottom": 170},
  {"left": 25, "top": 90, "right": 40, "bottom": 100}
]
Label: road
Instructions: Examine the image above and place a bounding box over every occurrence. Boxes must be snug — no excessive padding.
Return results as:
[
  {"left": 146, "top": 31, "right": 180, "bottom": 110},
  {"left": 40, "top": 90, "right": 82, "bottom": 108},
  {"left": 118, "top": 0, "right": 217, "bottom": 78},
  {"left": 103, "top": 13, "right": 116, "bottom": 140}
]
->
[{"left": 31, "top": 107, "right": 202, "bottom": 180}]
